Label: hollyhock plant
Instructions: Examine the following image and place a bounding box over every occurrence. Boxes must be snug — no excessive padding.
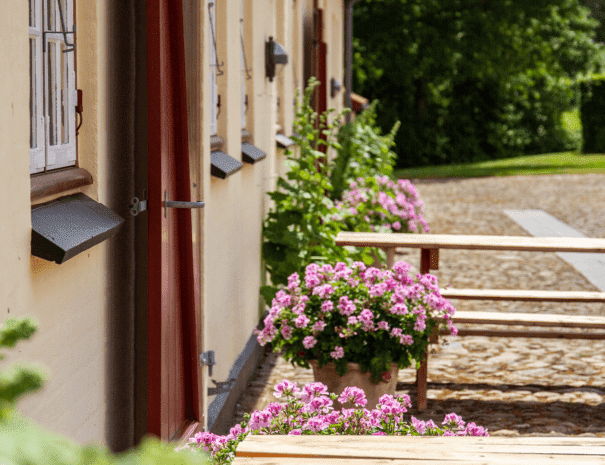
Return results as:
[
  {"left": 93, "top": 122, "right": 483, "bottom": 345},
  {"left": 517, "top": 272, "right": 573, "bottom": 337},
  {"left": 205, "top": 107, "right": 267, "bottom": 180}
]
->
[
  {"left": 186, "top": 380, "right": 488, "bottom": 464},
  {"left": 255, "top": 260, "right": 457, "bottom": 383},
  {"left": 332, "top": 175, "right": 429, "bottom": 235}
]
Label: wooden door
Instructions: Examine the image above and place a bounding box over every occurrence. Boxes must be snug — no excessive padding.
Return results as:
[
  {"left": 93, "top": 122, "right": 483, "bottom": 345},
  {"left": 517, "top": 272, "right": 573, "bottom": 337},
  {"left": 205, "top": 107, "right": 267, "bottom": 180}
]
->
[{"left": 147, "top": 0, "right": 202, "bottom": 441}]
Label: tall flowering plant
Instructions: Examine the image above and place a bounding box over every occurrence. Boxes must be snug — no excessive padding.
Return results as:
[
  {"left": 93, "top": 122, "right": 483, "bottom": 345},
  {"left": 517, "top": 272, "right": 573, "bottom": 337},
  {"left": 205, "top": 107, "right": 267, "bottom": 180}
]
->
[
  {"left": 332, "top": 175, "right": 430, "bottom": 234},
  {"left": 255, "top": 260, "right": 457, "bottom": 383},
  {"left": 186, "top": 380, "right": 488, "bottom": 464}
]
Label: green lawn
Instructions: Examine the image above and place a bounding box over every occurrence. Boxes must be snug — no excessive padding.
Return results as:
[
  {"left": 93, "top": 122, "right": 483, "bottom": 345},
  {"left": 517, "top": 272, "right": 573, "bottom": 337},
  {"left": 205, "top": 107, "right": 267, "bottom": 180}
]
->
[{"left": 393, "top": 152, "right": 605, "bottom": 180}]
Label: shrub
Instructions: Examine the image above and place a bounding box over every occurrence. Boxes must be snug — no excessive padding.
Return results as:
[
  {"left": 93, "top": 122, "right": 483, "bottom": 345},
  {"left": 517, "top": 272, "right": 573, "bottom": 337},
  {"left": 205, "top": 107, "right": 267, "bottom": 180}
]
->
[
  {"left": 329, "top": 101, "right": 400, "bottom": 201},
  {"left": 261, "top": 78, "right": 351, "bottom": 303},
  {"left": 580, "top": 74, "right": 605, "bottom": 153},
  {"left": 332, "top": 176, "right": 429, "bottom": 235}
]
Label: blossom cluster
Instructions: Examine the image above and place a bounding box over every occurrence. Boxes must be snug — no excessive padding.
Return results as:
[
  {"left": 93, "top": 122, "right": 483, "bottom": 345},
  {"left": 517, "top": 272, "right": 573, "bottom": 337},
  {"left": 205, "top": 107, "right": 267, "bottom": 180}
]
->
[
  {"left": 332, "top": 176, "right": 430, "bottom": 234},
  {"left": 186, "top": 380, "right": 488, "bottom": 464},
  {"left": 255, "top": 260, "right": 457, "bottom": 382}
]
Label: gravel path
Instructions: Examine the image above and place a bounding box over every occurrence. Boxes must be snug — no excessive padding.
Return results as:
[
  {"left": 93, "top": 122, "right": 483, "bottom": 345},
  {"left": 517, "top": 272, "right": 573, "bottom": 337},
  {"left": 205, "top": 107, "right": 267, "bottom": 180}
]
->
[{"left": 233, "top": 173, "right": 605, "bottom": 437}]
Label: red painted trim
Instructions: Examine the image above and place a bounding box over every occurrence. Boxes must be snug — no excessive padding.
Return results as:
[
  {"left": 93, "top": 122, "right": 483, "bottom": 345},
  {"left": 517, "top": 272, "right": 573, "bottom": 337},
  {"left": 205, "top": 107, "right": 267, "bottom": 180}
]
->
[
  {"left": 168, "top": 0, "right": 201, "bottom": 425},
  {"left": 147, "top": 0, "right": 201, "bottom": 440},
  {"left": 146, "top": 0, "right": 163, "bottom": 439}
]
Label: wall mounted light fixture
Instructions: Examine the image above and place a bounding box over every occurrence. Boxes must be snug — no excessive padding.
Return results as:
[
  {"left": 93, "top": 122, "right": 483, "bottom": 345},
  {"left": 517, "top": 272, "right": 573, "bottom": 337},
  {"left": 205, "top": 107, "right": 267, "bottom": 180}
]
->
[
  {"left": 265, "top": 36, "right": 288, "bottom": 82},
  {"left": 331, "top": 78, "right": 342, "bottom": 98}
]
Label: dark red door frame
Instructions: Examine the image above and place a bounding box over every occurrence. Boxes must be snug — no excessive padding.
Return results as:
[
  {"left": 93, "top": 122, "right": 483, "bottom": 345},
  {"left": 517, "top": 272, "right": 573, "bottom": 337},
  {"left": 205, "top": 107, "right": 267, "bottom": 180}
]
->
[
  {"left": 314, "top": 7, "right": 328, "bottom": 164},
  {"left": 147, "top": 0, "right": 201, "bottom": 441}
]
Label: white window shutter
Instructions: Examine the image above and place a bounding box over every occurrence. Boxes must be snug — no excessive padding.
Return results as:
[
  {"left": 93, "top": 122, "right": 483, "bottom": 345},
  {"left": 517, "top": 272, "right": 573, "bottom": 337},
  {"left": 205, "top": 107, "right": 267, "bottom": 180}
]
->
[
  {"left": 210, "top": 1, "right": 218, "bottom": 136},
  {"left": 44, "top": 0, "right": 76, "bottom": 171},
  {"left": 29, "top": 0, "right": 45, "bottom": 174}
]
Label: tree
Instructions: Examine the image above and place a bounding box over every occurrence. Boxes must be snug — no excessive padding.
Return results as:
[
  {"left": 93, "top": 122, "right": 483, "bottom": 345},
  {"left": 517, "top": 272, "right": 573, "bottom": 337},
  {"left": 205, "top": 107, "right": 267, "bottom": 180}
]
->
[{"left": 353, "top": 0, "right": 603, "bottom": 167}]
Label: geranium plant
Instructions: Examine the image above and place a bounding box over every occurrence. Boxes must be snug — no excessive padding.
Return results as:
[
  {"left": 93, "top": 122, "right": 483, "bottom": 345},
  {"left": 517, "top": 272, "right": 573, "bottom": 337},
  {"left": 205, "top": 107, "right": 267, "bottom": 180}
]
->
[
  {"left": 255, "top": 260, "right": 457, "bottom": 383},
  {"left": 186, "top": 379, "right": 488, "bottom": 464},
  {"left": 333, "top": 175, "right": 430, "bottom": 235}
]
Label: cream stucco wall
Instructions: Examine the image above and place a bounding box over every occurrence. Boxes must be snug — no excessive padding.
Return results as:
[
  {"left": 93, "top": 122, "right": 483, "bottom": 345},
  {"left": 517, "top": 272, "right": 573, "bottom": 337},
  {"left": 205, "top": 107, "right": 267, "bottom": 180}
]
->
[
  {"left": 1, "top": 0, "right": 345, "bottom": 444},
  {"left": 0, "top": 0, "right": 119, "bottom": 447}
]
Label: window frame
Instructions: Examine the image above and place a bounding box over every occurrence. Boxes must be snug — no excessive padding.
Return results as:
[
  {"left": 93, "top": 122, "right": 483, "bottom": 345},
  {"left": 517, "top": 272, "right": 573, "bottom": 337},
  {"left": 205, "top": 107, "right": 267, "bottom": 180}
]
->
[
  {"left": 209, "top": 1, "right": 218, "bottom": 136},
  {"left": 30, "top": 0, "right": 77, "bottom": 175}
]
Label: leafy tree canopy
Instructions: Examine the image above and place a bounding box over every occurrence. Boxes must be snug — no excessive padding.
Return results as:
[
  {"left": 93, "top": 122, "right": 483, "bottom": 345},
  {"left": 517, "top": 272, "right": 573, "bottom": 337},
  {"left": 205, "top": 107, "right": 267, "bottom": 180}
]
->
[{"left": 353, "top": 0, "right": 603, "bottom": 167}]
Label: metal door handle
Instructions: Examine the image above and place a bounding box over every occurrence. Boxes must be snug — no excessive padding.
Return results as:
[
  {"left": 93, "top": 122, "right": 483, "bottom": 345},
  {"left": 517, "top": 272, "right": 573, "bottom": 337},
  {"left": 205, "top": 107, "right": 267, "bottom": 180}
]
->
[{"left": 164, "top": 191, "right": 205, "bottom": 217}]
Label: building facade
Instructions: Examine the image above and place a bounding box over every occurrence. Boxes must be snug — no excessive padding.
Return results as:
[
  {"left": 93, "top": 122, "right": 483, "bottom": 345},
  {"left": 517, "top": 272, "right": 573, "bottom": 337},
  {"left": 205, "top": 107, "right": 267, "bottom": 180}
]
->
[{"left": 0, "top": 0, "right": 344, "bottom": 451}]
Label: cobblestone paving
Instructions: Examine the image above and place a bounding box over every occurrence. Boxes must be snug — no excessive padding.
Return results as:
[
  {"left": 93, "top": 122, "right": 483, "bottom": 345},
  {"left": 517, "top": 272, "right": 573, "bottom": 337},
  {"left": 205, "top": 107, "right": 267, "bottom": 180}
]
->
[{"left": 232, "top": 174, "right": 605, "bottom": 437}]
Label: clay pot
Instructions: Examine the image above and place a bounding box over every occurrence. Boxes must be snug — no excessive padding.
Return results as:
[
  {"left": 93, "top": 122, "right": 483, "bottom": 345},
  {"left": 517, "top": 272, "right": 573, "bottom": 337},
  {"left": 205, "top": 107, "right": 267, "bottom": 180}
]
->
[{"left": 308, "top": 360, "right": 398, "bottom": 410}]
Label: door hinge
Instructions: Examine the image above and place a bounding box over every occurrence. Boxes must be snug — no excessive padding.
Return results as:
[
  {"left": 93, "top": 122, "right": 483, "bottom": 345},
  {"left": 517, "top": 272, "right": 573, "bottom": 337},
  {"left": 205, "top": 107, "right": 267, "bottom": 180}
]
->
[
  {"left": 200, "top": 350, "right": 216, "bottom": 376},
  {"left": 129, "top": 189, "right": 147, "bottom": 216},
  {"left": 208, "top": 378, "right": 236, "bottom": 396}
]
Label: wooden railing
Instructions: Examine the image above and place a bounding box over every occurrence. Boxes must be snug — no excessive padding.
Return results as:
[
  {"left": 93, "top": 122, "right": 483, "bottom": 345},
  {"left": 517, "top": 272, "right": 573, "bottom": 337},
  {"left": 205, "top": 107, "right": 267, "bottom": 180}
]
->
[{"left": 335, "top": 232, "right": 605, "bottom": 410}]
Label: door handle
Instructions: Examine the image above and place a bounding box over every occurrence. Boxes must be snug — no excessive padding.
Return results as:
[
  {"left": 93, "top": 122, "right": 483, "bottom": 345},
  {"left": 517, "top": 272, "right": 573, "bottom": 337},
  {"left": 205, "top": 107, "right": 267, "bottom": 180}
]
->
[{"left": 164, "top": 191, "right": 205, "bottom": 217}]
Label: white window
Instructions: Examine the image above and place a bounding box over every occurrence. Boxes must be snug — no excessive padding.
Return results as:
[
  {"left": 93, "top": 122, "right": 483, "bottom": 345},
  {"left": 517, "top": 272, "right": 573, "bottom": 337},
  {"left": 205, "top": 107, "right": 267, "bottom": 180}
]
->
[
  {"left": 30, "top": 0, "right": 76, "bottom": 174},
  {"left": 209, "top": 1, "right": 218, "bottom": 136}
]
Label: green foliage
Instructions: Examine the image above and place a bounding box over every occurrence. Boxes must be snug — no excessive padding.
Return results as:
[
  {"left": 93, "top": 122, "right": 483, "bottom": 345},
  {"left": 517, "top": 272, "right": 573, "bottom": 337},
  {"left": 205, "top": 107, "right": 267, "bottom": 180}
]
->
[
  {"left": 0, "top": 318, "right": 44, "bottom": 420},
  {"left": 261, "top": 78, "right": 352, "bottom": 302},
  {"left": 580, "top": 75, "right": 605, "bottom": 152},
  {"left": 353, "top": 0, "right": 602, "bottom": 167},
  {"left": 329, "top": 101, "right": 400, "bottom": 201},
  {"left": 0, "top": 317, "right": 209, "bottom": 465}
]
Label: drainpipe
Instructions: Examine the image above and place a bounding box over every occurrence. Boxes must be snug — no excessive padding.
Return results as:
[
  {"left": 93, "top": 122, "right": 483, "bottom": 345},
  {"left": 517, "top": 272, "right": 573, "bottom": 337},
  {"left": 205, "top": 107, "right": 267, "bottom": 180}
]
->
[{"left": 344, "top": 0, "right": 360, "bottom": 124}]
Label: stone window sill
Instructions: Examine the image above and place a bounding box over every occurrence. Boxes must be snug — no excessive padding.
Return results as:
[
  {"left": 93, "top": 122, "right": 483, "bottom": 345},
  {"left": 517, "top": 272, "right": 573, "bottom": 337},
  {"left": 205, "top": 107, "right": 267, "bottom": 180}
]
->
[{"left": 31, "top": 167, "right": 94, "bottom": 202}]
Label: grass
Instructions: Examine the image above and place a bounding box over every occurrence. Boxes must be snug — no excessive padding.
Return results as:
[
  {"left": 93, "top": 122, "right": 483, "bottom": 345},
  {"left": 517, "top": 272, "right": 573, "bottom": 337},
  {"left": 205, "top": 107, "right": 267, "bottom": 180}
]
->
[
  {"left": 393, "top": 152, "right": 605, "bottom": 180},
  {"left": 393, "top": 108, "right": 605, "bottom": 179}
]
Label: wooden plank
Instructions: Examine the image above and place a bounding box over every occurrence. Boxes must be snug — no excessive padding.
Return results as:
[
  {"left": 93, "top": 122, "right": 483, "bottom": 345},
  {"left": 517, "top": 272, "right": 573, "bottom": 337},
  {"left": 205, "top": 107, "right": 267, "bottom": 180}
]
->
[
  {"left": 335, "top": 232, "right": 605, "bottom": 253},
  {"left": 450, "top": 311, "right": 605, "bottom": 329},
  {"left": 449, "top": 328, "right": 605, "bottom": 339},
  {"left": 233, "top": 457, "right": 605, "bottom": 465},
  {"left": 440, "top": 289, "right": 605, "bottom": 302},
  {"left": 236, "top": 436, "right": 605, "bottom": 461}
]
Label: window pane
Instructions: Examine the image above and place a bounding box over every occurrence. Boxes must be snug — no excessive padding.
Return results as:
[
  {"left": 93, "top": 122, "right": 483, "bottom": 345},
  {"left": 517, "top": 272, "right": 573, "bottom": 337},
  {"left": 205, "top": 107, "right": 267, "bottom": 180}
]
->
[
  {"left": 30, "top": 38, "right": 37, "bottom": 149},
  {"left": 60, "top": 42, "right": 69, "bottom": 144},
  {"left": 29, "top": 0, "right": 34, "bottom": 27},
  {"left": 48, "top": 42, "right": 57, "bottom": 146}
]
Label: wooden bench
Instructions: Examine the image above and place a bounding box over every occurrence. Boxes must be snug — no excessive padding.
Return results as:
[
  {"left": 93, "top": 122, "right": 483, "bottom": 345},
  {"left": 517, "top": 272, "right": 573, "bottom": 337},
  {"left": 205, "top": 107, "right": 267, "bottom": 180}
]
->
[
  {"left": 234, "top": 435, "right": 605, "bottom": 464},
  {"left": 335, "top": 232, "right": 605, "bottom": 410}
]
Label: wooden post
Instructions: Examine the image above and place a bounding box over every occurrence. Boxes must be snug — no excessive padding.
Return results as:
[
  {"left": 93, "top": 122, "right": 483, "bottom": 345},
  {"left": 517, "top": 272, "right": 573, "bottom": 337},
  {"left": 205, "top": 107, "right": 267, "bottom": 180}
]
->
[
  {"left": 385, "top": 247, "right": 395, "bottom": 269},
  {"left": 417, "top": 249, "right": 435, "bottom": 411},
  {"left": 420, "top": 248, "right": 431, "bottom": 274}
]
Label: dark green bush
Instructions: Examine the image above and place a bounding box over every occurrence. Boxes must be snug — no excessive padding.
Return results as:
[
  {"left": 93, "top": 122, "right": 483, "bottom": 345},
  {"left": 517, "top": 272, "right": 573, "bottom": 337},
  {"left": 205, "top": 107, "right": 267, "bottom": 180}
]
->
[{"left": 580, "top": 75, "right": 605, "bottom": 153}]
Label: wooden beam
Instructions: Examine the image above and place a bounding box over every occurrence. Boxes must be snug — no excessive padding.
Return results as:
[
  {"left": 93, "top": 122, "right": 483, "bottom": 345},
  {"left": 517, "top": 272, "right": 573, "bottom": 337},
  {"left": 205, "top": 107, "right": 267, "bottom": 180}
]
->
[
  {"left": 440, "top": 289, "right": 605, "bottom": 303},
  {"left": 451, "top": 311, "right": 605, "bottom": 329},
  {"left": 335, "top": 232, "right": 605, "bottom": 253}
]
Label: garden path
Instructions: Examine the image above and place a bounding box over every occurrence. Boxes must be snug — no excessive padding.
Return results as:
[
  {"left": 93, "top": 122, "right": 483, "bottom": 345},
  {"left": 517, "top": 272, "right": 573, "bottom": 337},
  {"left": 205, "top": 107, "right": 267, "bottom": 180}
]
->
[{"left": 232, "top": 173, "right": 605, "bottom": 437}]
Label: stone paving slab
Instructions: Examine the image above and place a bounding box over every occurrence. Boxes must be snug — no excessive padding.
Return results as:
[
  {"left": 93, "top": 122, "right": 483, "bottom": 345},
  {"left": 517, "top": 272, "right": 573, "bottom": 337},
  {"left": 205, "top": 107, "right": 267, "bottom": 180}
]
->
[
  {"left": 231, "top": 174, "right": 605, "bottom": 437},
  {"left": 504, "top": 209, "right": 605, "bottom": 291}
]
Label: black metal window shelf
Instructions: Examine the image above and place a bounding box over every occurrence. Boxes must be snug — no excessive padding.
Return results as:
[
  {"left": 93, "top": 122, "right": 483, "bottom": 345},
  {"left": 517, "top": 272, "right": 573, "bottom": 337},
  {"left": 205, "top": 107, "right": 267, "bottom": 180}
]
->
[
  {"left": 211, "top": 150, "right": 243, "bottom": 179},
  {"left": 31, "top": 193, "right": 124, "bottom": 264},
  {"left": 276, "top": 133, "right": 295, "bottom": 148},
  {"left": 241, "top": 143, "right": 266, "bottom": 164}
]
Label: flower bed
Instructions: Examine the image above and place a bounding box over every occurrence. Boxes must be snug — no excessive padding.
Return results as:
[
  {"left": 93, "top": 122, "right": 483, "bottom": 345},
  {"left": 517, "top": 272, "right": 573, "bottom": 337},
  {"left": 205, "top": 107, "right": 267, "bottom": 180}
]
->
[{"left": 186, "top": 380, "right": 488, "bottom": 464}]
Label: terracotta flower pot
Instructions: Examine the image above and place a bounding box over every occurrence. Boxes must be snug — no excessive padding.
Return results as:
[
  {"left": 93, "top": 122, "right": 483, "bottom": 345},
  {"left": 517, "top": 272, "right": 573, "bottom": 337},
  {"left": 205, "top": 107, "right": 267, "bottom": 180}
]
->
[{"left": 308, "top": 360, "right": 398, "bottom": 410}]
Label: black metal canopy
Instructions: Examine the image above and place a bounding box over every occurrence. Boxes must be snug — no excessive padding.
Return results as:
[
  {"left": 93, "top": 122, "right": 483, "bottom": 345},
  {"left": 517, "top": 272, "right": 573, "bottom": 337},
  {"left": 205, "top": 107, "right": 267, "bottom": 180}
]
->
[
  {"left": 241, "top": 143, "right": 266, "bottom": 164},
  {"left": 31, "top": 193, "right": 124, "bottom": 264},
  {"left": 210, "top": 150, "right": 243, "bottom": 179}
]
